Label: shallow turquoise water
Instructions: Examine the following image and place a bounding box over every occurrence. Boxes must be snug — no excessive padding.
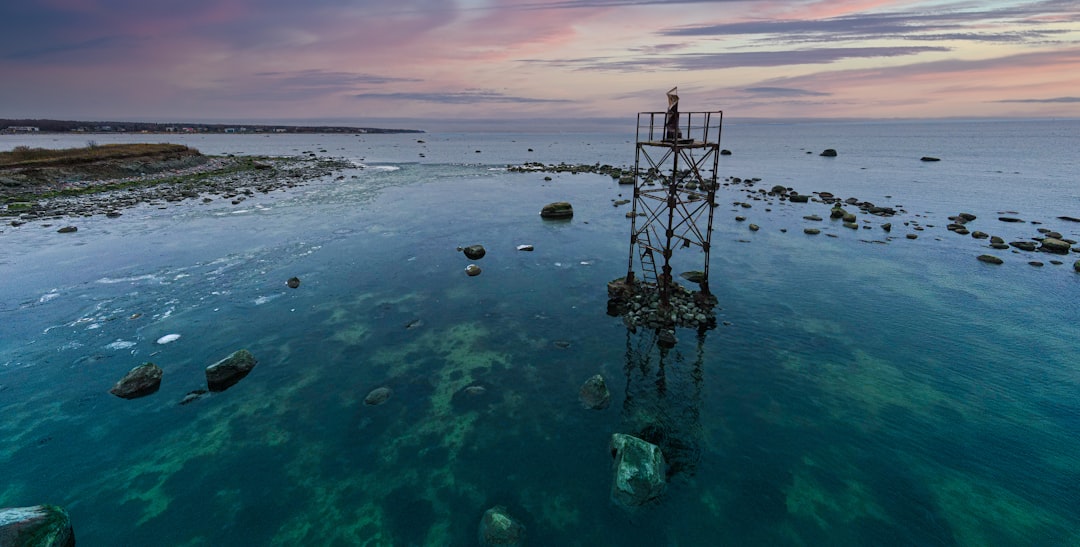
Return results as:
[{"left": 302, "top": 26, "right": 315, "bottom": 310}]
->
[{"left": 2, "top": 121, "right": 1079, "bottom": 545}]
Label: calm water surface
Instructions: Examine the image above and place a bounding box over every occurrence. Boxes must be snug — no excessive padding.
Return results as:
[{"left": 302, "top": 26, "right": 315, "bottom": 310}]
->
[{"left": 1, "top": 120, "right": 1078, "bottom": 545}]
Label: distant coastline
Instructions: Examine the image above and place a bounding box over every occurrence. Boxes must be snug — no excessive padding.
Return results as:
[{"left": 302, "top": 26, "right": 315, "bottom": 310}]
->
[{"left": 0, "top": 118, "right": 424, "bottom": 135}]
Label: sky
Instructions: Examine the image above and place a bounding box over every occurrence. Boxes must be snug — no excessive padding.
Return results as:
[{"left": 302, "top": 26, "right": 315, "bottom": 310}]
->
[{"left": 1, "top": 0, "right": 1079, "bottom": 125}]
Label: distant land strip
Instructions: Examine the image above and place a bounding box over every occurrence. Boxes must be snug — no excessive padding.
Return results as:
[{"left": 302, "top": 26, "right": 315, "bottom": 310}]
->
[{"left": 0, "top": 118, "right": 423, "bottom": 135}]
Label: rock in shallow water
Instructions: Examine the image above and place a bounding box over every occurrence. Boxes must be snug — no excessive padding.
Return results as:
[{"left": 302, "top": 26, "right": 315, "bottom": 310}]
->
[
  {"left": 478, "top": 505, "right": 525, "bottom": 547},
  {"left": 579, "top": 374, "right": 611, "bottom": 410},
  {"left": 610, "top": 433, "right": 666, "bottom": 509},
  {"left": 540, "top": 201, "right": 573, "bottom": 219},
  {"left": 205, "top": 349, "right": 257, "bottom": 392},
  {"left": 462, "top": 244, "right": 486, "bottom": 260},
  {"left": 465, "top": 264, "right": 482, "bottom": 276},
  {"left": 364, "top": 386, "right": 392, "bottom": 405},
  {"left": 0, "top": 505, "right": 75, "bottom": 547},
  {"left": 109, "top": 362, "right": 163, "bottom": 399}
]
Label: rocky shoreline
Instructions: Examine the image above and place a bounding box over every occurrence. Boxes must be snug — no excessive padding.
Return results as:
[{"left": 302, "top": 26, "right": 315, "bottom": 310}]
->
[
  {"left": 511, "top": 161, "right": 1080, "bottom": 273},
  {"left": 2, "top": 154, "right": 353, "bottom": 227}
]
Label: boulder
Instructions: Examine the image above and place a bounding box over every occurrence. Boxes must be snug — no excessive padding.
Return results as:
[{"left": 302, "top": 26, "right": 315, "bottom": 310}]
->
[
  {"left": 516, "top": 244, "right": 534, "bottom": 251},
  {"left": 462, "top": 245, "right": 486, "bottom": 260},
  {"left": 56, "top": 226, "right": 77, "bottom": 234},
  {"left": 109, "top": 362, "right": 163, "bottom": 399},
  {"left": 998, "top": 216, "right": 1024, "bottom": 223},
  {"left": 465, "top": 264, "right": 482, "bottom": 276},
  {"left": 1074, "top": 260, "right": 1080, "bottom": 273},
  {"left": 820, "top": 149, "right": 838, "bottom": 157},
  {"left": 1010, "top": 241, "right": 1037, "bottom": 252},
  {"left": 0, "top": 505, "right": 75, "bottom": 547},
  {"left": 920, "top": 156, "right": 941, "bottom": 162},
  {"left": 788, "top": 194, "right": 809, "bottom": 203},
  {"left": 679, "top": 271, "right": 705, "bottom": 284},
  {"left": 882, "top": 223, "right": 892, "bottom": 232},
  {"left": 971, "top": 231, "right": 988, "bottom": 239},
  {"left": 1039, "top": 237, "right": 1071, "bottom": 254},
  {"left": 540, "top": 202, "right": 573, "bottom": 219},
  {"left": 478, "top": 506, "right": 525, "bottom": 547},
  {"left": 610, "top": 433, "right": 666, "bottom": 509},
  {"left": 977, "top": 254, "right": 1004, "bottom": 265},
  {"left": 364, "top": 386, "right": 392, "bottom": 405},
  {"left": 579, "top": 374, "right": 611, "bottom": 410},
  {"left": 205, "top": 349, "right": 257, "bottom": 392},
  {"left": 804, "top": 228, "right": 821, "bottom": 235},
  {"left": 286, "top": 276, "right": 300, "bottom": 289}
]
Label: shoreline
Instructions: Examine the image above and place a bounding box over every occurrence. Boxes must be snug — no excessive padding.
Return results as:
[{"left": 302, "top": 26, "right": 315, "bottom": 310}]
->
[{"left": 1, "top": 154, "right": 352, "bottom": 228}]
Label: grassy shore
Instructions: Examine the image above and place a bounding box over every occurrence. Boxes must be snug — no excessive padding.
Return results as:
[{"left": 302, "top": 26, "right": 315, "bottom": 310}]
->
[{"left": 0, "top": 143, "right": 196, "bottom": 169}]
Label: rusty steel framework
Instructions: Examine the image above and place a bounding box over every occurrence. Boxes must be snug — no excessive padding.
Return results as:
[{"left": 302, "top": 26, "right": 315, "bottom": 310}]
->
[{"left": 625, "top": 110, "right": 723, "bottom": 306}]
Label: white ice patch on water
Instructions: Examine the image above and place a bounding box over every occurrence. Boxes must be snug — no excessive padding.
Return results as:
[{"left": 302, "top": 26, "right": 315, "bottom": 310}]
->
[
  {"left": 107, "top": 340, "right": 137, "bottom": 350},
  {"left": 97, "top": 274, "right": 160, "bottom": 285},
  {"left": 254, "top": 294, "right": 282, "bottom": 305},
  {"left": 156, "top": 334, "right": 181, "bottom": 344},
  {"left": 38, "top": 290, "right": 61, "bottom": 303}
]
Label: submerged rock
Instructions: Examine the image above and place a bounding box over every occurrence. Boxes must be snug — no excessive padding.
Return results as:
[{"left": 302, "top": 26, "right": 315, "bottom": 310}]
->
[
  {"left": 109, "top": 362, "right": 163, "bottom": 399},
  {"left": 179, "top": 389, "right": 208, "bottom": 406},
  {"left": 205, "top": 349, "right": 257, "bottom": 392},
  {"left": 0, "top": 504, "right": 75, "bottom": 547},
  {"left": 478, "top": 505, "right": 525, "bottom": 547},
  {"left": 579, "top": 374, "right": 611, "bottom": 410},
  {"left": 610, "top": 433, "right": 666, "bottom": 509},
  {"left": 465, "top": 264, "right": 482, "bottom": 277},
  {"left": 364, "top": 386, "right": 392, "bottom": 405},
  {"left": 540, "top": 201, "right": 573, "bottom": 219}
]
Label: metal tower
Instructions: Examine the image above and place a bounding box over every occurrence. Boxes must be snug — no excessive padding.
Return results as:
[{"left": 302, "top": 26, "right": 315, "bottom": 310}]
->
[{"left": 625, "top": 109, "right": 723, "bottom": 304}]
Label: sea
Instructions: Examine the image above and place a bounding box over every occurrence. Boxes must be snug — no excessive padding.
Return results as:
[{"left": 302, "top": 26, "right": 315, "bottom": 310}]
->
[{"left": 1, "top": 118, "right": 1078, "bottom": 546}]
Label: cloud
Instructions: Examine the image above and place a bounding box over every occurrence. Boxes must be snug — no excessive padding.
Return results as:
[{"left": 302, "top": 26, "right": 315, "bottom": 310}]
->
[
  {"left": 996, "top": 96, "right": 1080, "bottom": 103},
  {"left": 353, "top": 91, "right": 572, "bottom": 104},
  {"left": 525, "top": 46, "right": 950, "bottom": 72},
  {"left": 662, "top": 1, "right": 1080, "bottom": 45},
  {"left": 741, "top": 87, "right": 830, "bottom": 98}
]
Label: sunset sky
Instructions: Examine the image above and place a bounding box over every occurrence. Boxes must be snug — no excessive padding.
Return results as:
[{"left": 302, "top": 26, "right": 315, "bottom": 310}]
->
[{"left": 2, "top": 0, "right": 1078, "bottom": 125}]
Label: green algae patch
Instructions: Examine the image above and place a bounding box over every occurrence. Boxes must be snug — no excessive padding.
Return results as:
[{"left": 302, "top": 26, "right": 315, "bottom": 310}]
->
[
  {"left": 784, "top": 468, "right": 888, "bottom": 531},
  {"left": 929, "top": 472, "right": 1079, "bottom": 545}
]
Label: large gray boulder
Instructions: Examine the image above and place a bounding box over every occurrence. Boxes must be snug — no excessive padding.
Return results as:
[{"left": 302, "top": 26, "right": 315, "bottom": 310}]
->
[
  {"left": 610, "top": 433, "right": 666, "bottom": 509},
  {"left": 0, "top": 505, "right": 75, "bottom": 547},
  {"left": 109, "top": 362, "right": 163, "bottom": 399},
  {"left": 205, "top": 349, "right": 257, "bottom": 392},
  {"left": 478, "top": 505, "right": 525, "bottom": 547}
]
